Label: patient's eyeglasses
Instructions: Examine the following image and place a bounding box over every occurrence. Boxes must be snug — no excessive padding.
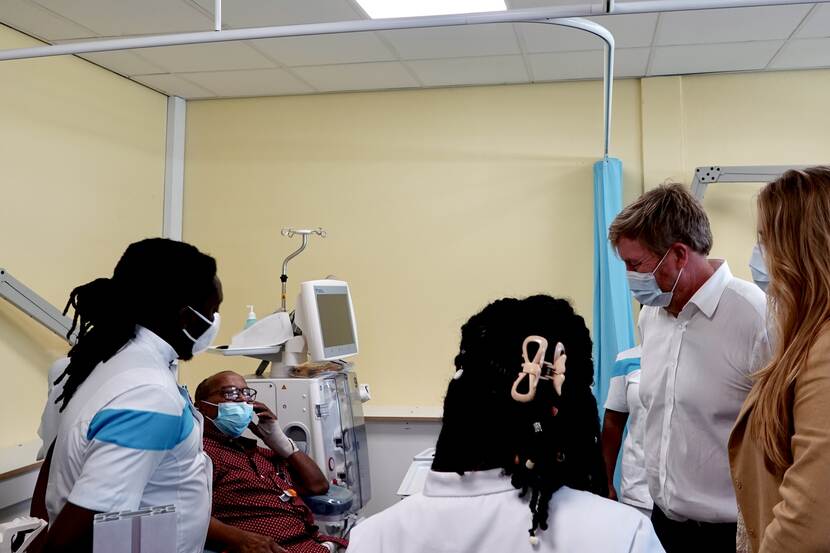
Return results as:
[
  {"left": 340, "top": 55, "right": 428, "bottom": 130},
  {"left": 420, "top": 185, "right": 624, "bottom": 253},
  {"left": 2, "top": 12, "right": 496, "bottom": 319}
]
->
[{"left": 219, "top": 386, "right": 257, "bottom": 401}]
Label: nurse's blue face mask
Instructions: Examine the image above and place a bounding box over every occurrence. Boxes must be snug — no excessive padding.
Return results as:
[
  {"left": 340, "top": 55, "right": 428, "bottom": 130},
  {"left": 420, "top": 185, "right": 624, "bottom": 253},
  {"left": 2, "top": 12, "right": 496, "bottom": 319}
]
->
[
  {"left": 626, "top": 248, "right": 683, "bottom": 308},
  {"left": 202, "top": 401, "right": 254, "bottom": 438},
  {"left": 749, "top": 243, "right": 770, "bottom": 293}
]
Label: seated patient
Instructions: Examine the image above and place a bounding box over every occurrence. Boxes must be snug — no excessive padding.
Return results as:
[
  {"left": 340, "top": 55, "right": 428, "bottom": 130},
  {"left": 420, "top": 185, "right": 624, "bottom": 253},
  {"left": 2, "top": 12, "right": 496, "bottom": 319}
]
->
[
  {"left": 347, "top": 296, "right": 664, "bottom": 553},
  {"left": 196, "top": 371, "right": 348, "bottom": 553}
]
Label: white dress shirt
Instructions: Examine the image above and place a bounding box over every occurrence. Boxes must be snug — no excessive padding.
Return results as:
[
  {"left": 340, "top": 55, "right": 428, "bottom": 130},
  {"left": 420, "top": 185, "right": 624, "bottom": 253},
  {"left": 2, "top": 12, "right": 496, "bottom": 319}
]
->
[
  {"left": 46, "top": 327, "right": 211, "bottom": 553},
  {"left": 638, "top": 260, "right": 770, "bottom": 523},
  {"left": 347, "top": 469, "right": 664, "bottom": 553},
  {"left": 605, "top": 345, "right": 652, "bottom": 510}
]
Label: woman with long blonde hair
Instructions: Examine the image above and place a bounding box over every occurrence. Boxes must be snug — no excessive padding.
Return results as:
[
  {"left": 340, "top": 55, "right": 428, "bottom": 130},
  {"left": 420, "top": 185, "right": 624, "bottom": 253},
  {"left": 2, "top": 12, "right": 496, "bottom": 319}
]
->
[{"left": 729, "top": 165, "right": 830, "bottom": 553}]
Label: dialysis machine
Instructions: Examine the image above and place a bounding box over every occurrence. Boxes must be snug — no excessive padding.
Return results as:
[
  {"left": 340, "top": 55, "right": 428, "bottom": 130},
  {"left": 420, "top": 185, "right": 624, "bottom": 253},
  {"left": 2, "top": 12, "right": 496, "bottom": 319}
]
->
[
  {"left": 247, "top": 365, "right": 371, "bottom": 516},
  {"left": 212, "top": 229, "right": 371, "bottom": 530}
]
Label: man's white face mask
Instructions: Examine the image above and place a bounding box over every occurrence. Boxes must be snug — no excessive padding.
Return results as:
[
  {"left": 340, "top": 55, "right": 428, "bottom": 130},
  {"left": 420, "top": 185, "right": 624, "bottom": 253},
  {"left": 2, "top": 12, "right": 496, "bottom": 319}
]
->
[
  {"left": 183, "top": 307, "right": 221, "bottom": 355},
  {"left": 626, "top": 249, "right": 683, "bottom": 308}
]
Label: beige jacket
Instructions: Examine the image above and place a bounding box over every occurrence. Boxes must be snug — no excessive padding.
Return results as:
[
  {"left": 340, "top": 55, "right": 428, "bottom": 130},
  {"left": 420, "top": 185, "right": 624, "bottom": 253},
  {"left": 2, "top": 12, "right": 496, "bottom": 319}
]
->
[{"left": 728, "top": 326, "right": 830, "bottom": 553}]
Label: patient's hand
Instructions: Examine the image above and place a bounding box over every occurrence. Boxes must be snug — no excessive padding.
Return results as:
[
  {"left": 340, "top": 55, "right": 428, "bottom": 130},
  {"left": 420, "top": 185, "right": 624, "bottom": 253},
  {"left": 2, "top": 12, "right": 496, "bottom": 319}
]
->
[
  {"left": 229, "top": 529, "right": 287, "bottom": 553},
  {"left": 248, "top": 401, "right": 278, "bottom": 440}
]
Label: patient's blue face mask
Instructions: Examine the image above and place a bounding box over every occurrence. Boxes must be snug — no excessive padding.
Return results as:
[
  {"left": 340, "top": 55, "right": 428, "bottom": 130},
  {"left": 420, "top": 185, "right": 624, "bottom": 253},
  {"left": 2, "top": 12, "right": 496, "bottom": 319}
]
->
[
  {"left": 203, "top": 401, "right": 253, "bottom": 438},
  {"left": 749, "top": 243, "right": 770, "bottom": 293},
  {"left": 626, "top": 249, "right": 683, "bottom": 308}
]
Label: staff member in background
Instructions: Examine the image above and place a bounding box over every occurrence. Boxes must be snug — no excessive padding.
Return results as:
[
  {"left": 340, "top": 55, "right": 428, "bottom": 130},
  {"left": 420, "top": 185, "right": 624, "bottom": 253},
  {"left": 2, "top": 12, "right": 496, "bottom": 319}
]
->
[
  {"left": 34, "top": 238, "right": 223, "bottom": 553},
  {"left": 730, "top": 166, "right": 830, "bottom": 553},
  {"left": 609, "top": 184, "right": 771, "bottom": 552},
  {"left": 36, "top": 357, "right": 69, "bottom": 460},
  {"left": 601, "top": 345, "right": 653, "bottom": 518}
]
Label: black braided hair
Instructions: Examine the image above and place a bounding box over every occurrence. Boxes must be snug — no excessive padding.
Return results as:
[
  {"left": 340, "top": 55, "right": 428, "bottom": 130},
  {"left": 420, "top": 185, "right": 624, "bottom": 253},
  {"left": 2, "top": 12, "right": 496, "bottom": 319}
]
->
[
  {"left": 431, "top": 295, "right": 607, "bottom": 542},
  {"left": 56, "top": 238, "right": 217, "bottom": 411}
]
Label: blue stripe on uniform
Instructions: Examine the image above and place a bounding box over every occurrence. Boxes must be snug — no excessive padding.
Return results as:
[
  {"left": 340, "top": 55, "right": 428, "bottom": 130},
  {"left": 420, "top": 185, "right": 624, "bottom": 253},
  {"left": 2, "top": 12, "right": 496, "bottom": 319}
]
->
[
  {"left": 609, "top": 357, "right": 641, "bottom": 379},
  {"left": 87, "top": 405, "right": 194, "bottom": 451}
]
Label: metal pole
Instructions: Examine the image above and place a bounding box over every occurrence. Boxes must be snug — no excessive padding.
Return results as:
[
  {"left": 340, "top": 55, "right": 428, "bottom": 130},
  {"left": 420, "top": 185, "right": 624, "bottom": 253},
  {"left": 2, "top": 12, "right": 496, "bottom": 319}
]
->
[
  {"left": 281, "top": 235, "right": 308, "bottom": 312},
  {"left": 0, "top": 13, "right": 618, "bottom": 155},
  {"left": 527, "top": 18, "right": 614, "bottom": 158},
  {"left": 0, "top": 0, "right": 825, "bottom": 62},
  {"left": 611, "top": 0, "right": 827, "bottom": 13},
  {"left": 0, "top": 6, "right": 607, "bottom": 61}
]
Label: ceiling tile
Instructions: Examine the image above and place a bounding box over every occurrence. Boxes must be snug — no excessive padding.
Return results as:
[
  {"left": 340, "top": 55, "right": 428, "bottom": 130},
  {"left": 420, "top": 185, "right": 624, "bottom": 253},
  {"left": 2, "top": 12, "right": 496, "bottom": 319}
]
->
[
  {"left": 406, "top": 55, "right": 528, "bottom": 86},
  {"left": 137, "top": 42, "right": 275, "bottom": 73},
  {"left": 251, "top": 33, "right": 395, "bottom": 67},
  {"left": 132, "top": 73, "right": 214, "bottom": 98},
  {"left": 0, "top": 0, "right": 97, "bottom": 41},
  {"left": 649, "top": 41, "right": 783, "bottom": 76},
  {"left": 517, "top": 13, "right": 657, "bottom": 53},
  {"left": 655, "top": 5, "right": 812, "bottom": 46},
  {"left": 529, "top": 47, "right": 649, "bottom": 80},
  {"left": 795, "top": 4, "right": 830, "bottom": 38},
  {"left": 379, "top": 24, "right": 520, "bottom": 60},
  {"left": 181, "top": 68, "right": 315, "bottom": 96},
  {"left": 78, "top": 51, "right": 167, "bottom": 75},
  {"left": 290, "top": 61, "right": 419, "bottom": 92},
  {"left": 189, "top": 0, "right": 362, "bottom": 28},
  {"left": 31, "top": 0, "right": 213, "bottom": 36},
  {"left": 769, "top": 37, "right": 830, "bottom": 69}
]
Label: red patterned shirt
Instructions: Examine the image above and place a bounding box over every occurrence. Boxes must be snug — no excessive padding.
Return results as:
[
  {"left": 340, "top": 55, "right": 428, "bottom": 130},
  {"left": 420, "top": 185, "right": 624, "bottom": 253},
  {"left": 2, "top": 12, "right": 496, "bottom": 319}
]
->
[{"left": 203, "top": 425, "right": 348, "bottom": 553}]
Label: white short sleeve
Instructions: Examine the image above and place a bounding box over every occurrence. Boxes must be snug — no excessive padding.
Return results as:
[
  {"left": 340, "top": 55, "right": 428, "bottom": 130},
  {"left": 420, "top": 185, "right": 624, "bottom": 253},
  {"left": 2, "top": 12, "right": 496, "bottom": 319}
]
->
[{"left": 605, "top": 375, "right": 629, "bottom": 413}]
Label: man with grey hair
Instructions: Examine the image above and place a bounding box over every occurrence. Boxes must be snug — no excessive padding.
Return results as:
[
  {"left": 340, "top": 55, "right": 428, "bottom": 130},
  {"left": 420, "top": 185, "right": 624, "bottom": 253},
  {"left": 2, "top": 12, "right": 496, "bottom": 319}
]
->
[{"left": 608, "top": 184, "right": 770, "bottom": 552}]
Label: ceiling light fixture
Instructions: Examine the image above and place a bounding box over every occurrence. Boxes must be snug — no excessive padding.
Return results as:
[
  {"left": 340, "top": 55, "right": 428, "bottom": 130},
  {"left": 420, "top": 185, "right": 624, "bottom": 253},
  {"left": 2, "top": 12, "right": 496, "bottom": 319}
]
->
[{"left": 356, "top": 0, "right": 507, "bottom": 19}]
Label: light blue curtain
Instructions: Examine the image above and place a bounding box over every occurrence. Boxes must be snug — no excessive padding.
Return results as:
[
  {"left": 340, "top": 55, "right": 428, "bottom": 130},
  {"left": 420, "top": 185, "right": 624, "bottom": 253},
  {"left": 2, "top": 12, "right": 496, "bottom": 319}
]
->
[{"left": 592, "top": 157, "right": 636, "bottom": 411}]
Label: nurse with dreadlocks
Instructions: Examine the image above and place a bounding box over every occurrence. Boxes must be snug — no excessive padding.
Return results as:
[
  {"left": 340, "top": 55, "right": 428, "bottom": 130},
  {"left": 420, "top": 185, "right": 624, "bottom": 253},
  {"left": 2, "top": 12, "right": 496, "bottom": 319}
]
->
[
  {"left": 31, "top": 238, "right": 223, "bottom": 553},
  {"left": 346, "top": 295, "right": 664, "bottom": 553}
]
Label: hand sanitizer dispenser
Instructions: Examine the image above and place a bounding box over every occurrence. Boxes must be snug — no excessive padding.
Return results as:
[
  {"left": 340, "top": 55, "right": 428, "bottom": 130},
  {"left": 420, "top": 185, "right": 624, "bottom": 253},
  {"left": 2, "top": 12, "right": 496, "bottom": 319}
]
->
[{"left": 244, "top": 305, "right": 257, "bottom": 329}]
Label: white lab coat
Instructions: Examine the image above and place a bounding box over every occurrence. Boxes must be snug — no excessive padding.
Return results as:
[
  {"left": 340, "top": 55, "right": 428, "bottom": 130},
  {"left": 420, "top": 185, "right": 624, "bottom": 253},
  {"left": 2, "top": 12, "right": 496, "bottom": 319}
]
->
[
  {"left": 47, "top": 327, "right": 210, "bottom": 553},
  {"left": 347, "top": 469, "right": 664, "bottom": 553}
]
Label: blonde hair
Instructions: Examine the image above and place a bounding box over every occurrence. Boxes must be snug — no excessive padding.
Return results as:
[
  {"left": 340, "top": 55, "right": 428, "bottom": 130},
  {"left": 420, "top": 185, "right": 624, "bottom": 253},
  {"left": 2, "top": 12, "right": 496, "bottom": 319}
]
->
[
  {"left": 751, "top": 166, "right": 830, "bottom": 469},
  {"left": 608, "top": 183, "right": 712, "bottom": 256}
]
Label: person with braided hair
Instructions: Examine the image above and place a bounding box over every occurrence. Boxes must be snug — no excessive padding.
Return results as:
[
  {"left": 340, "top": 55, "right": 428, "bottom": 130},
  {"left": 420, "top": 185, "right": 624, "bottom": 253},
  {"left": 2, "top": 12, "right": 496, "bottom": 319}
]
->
[
  {"left": 31, "top": 238, "right": 223, "bottom": 553},
  {"left": 346, "top": 295, "right": 663, "bottom": 553}
]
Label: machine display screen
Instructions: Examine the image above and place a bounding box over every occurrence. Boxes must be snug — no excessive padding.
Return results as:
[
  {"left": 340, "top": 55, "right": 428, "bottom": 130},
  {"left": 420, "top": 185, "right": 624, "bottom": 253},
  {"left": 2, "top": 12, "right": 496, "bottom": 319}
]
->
[{"left": 315, "top": 286, "right": 356, "bottom": 348}]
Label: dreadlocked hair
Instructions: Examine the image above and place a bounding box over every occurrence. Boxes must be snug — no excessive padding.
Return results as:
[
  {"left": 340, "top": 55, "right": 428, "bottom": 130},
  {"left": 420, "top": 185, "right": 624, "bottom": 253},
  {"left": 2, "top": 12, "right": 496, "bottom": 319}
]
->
[
  {"left": 57, "top": 238, "right": 217, "bottom": 411},
  {"left": 431, "top": 295, "right": 607, "bottom": 542}
]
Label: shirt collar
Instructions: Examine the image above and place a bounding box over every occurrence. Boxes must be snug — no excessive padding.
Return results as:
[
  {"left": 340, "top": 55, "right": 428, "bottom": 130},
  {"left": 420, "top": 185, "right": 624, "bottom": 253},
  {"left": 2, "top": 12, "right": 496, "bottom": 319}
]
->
[
  {"left": 685, "top": 259, "right": 731, "bottom": 319},
  {"left": 423, "top": 468, "right": 516, "bottom": 497},
  {"left": 135, "top": 325, "right": 179, "bottom": 370}
]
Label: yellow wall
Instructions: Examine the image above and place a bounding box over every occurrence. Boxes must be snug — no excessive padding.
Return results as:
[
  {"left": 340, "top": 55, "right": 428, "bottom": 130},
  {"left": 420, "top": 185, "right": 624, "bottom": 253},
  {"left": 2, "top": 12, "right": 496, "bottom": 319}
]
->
[
  {"left": 0, "top": 24, "right": 167, "bottom": 447},
  {"left": 642, "top": 70, "right": 830, "bottom": 283},
  {"left": 4, "top": 28, "right": 826, "bottom": 425},
  {"left": 184, "top": 69, "right": 830, "bottom": 411},
  {"left": 182, "top": 80, "right": 645, "bottom": 408}
]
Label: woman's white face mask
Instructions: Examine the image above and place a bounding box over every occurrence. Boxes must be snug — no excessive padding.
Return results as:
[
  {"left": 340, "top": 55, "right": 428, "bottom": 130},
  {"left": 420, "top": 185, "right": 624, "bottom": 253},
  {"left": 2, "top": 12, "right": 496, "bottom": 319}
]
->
[
  {"left": 749, "top": 243, "right": 770, "bottom": 293},
  {"left": 183, "top": 307, "right": 221, "bottom": 355}
]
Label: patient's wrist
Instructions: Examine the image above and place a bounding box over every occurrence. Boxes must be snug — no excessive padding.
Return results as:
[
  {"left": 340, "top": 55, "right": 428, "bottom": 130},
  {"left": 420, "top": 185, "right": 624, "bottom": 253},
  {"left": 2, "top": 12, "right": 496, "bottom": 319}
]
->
[{"left": 258, "top": 419, "right": 298, "bottom": 457}]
